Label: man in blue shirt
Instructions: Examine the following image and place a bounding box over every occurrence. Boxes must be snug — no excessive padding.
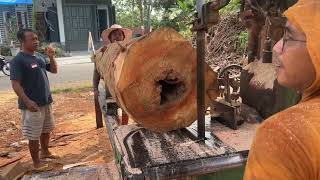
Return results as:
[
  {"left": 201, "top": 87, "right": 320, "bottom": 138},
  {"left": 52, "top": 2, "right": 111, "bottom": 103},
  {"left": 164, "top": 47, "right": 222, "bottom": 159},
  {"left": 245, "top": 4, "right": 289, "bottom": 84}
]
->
[{"left": 10, "top": 29, "right": 58, "bottom": 171}]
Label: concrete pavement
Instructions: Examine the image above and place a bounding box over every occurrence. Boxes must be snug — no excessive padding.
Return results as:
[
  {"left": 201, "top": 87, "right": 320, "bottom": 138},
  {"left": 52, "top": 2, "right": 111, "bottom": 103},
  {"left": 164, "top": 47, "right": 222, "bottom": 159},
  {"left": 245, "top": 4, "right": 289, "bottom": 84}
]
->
[
  {"left": 54, "top": 55, "right": 92, "bottom": 65},
  {"left": 0, "top": 55, "right": 94, "bottom": 91}
]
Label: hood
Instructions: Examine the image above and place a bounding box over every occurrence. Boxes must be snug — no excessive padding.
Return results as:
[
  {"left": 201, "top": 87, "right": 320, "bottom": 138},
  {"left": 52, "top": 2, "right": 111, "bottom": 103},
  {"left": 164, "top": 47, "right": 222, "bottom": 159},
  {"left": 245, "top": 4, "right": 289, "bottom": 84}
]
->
[{"left": 284, "top": 0, "right": 320, "bottom": 101}]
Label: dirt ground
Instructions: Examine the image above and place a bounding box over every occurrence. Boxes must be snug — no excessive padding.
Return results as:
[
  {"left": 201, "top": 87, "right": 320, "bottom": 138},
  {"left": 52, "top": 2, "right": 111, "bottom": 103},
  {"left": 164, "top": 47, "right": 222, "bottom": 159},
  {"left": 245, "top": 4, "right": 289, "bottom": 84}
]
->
[{"left": 0, "top": 86, "right": 115, "bottom": 178}]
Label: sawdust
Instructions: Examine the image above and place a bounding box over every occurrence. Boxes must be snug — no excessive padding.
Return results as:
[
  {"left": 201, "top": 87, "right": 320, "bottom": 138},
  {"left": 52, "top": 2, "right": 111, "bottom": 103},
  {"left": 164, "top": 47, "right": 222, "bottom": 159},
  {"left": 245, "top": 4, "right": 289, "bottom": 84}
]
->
[
  {"left": 244, "top": 61, "right": 277, "bottom": 90},
  {"left": 209, "top": 122, "right": 259, "bottom": 151},
  {"left": 0, "top": 88, "right": 96, "bottom": 147},
  {"left": 0, "top": 92, "right": 23, "bottom": 147},
  {"left": 115, "top": 124, "right": 233, "bottom": 172}
]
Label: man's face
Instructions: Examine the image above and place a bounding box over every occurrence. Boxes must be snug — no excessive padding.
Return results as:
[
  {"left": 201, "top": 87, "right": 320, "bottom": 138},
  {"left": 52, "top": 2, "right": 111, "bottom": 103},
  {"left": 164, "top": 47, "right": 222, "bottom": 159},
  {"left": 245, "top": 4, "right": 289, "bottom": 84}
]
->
[
  {"left": 273, "top": 22, "right": 316, "bottom": 91},
  {"left": 109, "top": 29, "right": 125, "bottom": 43},
  {"left": 23, "top": 32, "right": 39, "bottom": 51}
]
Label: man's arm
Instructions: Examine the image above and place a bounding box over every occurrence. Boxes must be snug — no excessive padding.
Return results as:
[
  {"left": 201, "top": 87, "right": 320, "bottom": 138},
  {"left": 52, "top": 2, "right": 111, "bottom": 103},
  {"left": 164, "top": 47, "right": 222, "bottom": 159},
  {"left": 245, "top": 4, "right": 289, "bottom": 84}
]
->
[{"left": 11, "top": 80, "right": 39, "bottom": 112}]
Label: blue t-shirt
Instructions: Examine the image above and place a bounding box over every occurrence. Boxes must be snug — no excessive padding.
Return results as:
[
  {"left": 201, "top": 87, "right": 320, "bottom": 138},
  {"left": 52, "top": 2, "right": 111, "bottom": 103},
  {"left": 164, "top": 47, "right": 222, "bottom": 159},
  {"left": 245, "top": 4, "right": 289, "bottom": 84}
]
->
[{"left": 10, "top": 52, "right": 53, "bottom": 109}]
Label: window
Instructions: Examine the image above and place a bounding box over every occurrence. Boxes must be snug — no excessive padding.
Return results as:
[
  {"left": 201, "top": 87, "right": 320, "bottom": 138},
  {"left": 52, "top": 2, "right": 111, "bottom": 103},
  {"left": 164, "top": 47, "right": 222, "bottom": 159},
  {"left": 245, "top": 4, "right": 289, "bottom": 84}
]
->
[
  {"left": 97, "top": 9, "right": 108, "bottom": 40},
  {"left": 0, "top": 29, "right": 3, "bottom": 44},
  {"left": 97, "top": 5, "right": 110, "bottom": 41},
  {"left": 15, "top": 5, "right": 29, "bottom": 29},
  {"left": 3, "top": 11, "right": 10, "bottom": 24},
  {"left": 3, "top": 11, "right": 11, "bottom": 41},
  {"left": 16, "top": 11, "right": 28, "bottom": 29}
]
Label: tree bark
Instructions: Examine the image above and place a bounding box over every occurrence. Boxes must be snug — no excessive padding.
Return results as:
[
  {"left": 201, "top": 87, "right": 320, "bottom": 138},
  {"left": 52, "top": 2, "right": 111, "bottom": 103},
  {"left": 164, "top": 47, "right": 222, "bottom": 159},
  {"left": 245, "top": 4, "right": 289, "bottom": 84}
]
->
[
  {"left": 94, "top": 28, "right": 218, "bottom": 132},
  {"left": 145, "top": 0, "right": 152, "bottom": 33},
  {"left": 138, "top": 0, "right": 144, "bottom": 28}
]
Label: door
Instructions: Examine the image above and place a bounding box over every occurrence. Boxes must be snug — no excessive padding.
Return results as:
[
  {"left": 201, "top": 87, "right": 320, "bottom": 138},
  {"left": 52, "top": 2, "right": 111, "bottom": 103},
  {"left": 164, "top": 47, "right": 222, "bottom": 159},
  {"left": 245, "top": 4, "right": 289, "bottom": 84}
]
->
[
  {"left": 97, "top": 9, "right": 108, "bottom": 39},
  {"left": 63, "top": 5, "right": 95, "bottom": 50},
  {"left": 47, "top": 7, "right": 60, "bottom": 42}
]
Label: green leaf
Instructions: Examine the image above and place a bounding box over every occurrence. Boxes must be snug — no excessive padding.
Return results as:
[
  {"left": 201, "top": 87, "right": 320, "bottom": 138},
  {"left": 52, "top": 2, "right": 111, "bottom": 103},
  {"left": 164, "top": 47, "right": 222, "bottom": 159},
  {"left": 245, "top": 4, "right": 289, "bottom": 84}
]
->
[{"left": 177, "top": 0, "right": 188, "bottom": 11}]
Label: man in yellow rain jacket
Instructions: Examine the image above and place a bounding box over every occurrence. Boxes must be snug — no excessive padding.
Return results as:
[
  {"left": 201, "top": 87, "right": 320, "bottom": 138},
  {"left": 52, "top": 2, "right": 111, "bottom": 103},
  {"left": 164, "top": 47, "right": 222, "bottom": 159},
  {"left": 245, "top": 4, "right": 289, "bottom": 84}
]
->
[{"left": 245, "top": 0, "right": 320, "bottom": 179}]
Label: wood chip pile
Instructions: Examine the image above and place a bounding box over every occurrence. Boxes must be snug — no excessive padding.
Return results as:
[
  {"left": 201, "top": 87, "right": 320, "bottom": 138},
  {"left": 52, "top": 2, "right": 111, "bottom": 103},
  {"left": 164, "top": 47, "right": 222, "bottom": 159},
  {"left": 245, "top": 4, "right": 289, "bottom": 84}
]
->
[{"left": 203, "top": 13, "right": 246, "bottom": 70}]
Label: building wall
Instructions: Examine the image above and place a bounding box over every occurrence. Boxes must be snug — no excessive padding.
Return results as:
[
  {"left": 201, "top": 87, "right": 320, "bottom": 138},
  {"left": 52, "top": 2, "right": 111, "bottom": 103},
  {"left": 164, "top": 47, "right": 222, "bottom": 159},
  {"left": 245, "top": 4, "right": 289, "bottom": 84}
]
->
[
  {"left": 26, "top": 5, "right": 33, "bottom": 28},
  {"left": 64, "top": 0, "right": 112, "bottom": 6},
  {"left": 0, "top": 4, "right": 32, "bottom": 45},
  {"left": 0, "top": 5, "right": 15, "bottom": 44},
  {"left": 0, "top": 0, "right": 114, "bottom": 49},
  {"left": 60, "top": 0, "right": 114, "bottom": 50}
]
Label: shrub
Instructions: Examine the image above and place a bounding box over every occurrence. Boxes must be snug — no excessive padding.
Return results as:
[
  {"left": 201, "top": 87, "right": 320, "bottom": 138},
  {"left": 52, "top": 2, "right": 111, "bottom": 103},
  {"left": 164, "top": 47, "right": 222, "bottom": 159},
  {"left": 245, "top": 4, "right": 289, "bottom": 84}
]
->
[
  {"left": 38, "top": 42, "right": 66, "bottom": 58},
  {"left": 0, "top": 46, "right": 12, "bottom": 56}
]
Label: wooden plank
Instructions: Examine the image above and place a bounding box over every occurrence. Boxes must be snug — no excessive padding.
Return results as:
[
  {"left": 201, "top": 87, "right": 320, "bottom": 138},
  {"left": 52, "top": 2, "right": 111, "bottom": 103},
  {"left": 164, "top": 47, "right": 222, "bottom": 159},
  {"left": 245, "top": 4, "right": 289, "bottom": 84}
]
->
[
  {"left": 0, "top": 160, "right": 25, "bottom": 180},
  {"left": 0, "top": 155, "right": 24, "bottom": 169},
  {"left": 51, "top": 130, "right": 93, "bottom": 142}
]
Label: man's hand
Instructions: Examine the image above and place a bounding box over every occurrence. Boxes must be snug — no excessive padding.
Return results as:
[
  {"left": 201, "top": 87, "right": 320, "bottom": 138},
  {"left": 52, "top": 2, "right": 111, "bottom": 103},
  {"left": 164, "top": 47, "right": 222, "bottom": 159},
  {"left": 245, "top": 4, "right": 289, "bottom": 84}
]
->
[
  {"left": 11, "top": 80, "right": 39, "bottom": 112},
  {"left": 45, "top": 46, "right": 56, "bottom": 59},
  {"left": 25, "top": 99, "right": 39, "bottom": 112},
  {"left": 45, "top": 45, "right": 58, "bottom": 74}
]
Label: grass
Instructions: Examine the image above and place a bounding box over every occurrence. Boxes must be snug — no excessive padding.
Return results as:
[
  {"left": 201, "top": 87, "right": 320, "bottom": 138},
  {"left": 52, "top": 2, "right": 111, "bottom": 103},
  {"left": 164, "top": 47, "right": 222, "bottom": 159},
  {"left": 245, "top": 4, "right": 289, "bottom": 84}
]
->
[{"left": 51, "top": 81, "right": 93, "bottom": 94}]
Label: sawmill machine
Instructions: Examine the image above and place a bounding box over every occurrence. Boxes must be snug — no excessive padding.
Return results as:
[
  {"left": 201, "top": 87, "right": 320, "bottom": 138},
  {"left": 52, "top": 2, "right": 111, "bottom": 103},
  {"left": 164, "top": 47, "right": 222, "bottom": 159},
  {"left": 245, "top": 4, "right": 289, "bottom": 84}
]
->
[
  {"left": 98, "top": 0, "right": 299, "bottom": 179},
  {"left": 204, "top": 0, "right": 300, "bottom": 129}
]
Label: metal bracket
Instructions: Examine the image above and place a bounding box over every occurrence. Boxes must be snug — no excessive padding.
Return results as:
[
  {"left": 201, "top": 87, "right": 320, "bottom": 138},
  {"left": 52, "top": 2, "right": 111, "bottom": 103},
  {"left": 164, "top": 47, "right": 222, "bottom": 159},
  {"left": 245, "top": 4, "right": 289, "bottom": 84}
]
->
[
  {"left": 192, "top": 0, "right": 232, "bottom": 31},
  {"left": 192, "top": 2, "right": 220, "bottom": 31}
]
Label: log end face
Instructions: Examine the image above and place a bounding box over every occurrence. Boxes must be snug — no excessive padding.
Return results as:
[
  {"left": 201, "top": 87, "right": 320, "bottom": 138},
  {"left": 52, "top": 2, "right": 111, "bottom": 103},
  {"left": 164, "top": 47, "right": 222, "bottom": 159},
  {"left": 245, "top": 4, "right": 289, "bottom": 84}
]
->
[{"left": 97, "top": 27, "right": 219, "bottom": 132}]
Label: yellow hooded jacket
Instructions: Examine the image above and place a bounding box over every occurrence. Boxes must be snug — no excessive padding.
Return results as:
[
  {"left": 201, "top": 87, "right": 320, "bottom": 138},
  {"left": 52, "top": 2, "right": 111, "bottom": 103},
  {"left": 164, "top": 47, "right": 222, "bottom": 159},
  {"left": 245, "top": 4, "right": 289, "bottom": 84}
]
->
[{"left": 244, "top": 0, "right": 320, "bottom": 180}]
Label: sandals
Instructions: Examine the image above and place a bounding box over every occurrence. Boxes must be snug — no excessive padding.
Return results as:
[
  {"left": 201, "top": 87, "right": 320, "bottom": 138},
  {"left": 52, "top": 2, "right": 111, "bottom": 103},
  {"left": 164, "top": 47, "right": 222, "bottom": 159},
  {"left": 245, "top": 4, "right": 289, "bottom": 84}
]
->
[
  {"left": 33, "top": 163, "right": 53, "bottom": 172},
  {"left": 40, "top": 153, "right": 60, "bottom": 159}
]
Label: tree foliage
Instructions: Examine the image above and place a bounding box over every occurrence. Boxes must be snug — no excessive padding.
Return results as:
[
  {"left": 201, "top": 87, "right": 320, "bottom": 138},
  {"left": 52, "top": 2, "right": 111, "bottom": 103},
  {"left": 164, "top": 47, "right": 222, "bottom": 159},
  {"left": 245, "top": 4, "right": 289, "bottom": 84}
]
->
[
  {"left": 5, "top": 17, "right": 18, "bottom": 46},
  {"left": 113, "top": 0, "right": 242, "bottom": 38},
  {"left": 220, "top": 0, "right": 241, "bottom": 13},
  {"left": 113, "top": 0, "right": 196, "bottom": 37}
]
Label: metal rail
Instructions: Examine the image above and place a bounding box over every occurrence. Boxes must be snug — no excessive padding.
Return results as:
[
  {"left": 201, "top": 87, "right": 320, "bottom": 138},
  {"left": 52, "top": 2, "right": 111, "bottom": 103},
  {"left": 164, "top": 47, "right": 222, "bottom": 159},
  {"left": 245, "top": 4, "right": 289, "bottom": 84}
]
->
[{"left": 196, "top": 0, "right": 206, "bottom": 140}]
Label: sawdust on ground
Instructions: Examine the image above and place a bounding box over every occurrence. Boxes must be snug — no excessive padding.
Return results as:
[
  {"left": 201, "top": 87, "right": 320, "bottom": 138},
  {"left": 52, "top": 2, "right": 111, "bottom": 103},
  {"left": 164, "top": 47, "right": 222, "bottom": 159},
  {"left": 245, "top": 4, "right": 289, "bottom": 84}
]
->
[
  {"left": 0, "top": 87, "right": 114, "bottom": 176},
  {"left": 244, "top": 61, "right": 277, "bottom": 90}
]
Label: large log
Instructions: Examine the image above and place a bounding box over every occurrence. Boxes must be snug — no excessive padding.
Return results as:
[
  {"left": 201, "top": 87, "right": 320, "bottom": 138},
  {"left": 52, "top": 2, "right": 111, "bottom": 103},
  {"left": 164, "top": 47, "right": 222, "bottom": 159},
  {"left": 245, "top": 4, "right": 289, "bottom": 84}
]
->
[{"left": 94, "top": 28, "right": 218, "bottom": 132}]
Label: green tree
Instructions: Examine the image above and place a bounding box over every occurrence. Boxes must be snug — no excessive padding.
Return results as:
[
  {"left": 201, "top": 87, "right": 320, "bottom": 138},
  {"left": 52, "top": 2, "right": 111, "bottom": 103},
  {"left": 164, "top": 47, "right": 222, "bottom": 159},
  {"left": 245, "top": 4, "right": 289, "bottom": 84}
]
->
[
  {"left": 220, "top": 0, "right": 241, "bottom": 13},
  {"left": 5, "top": 17, "right": 18, "bottom": 46},
  {"left": 113, "top": 0, "right": 196, "bottom": 37},
  {"left": 113, "top": 0, "right": 242, "bottom": 39}
]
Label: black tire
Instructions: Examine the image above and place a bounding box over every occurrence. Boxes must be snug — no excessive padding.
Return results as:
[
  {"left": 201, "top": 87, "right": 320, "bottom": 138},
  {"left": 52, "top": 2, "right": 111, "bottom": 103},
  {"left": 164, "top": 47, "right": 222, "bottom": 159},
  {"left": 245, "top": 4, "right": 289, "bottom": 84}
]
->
[{"left": 2, "top": 62, "right": 10, "bottom": 76}]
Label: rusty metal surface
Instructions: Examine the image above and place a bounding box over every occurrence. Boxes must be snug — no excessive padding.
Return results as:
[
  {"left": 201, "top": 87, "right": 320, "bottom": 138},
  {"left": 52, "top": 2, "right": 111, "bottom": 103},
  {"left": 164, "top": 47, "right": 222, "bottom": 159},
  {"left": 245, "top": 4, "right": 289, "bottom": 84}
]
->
[
  {"left": 211, "top": 100, "right": 241, "bottom": 130},
  {"left": 212, "top": 64, "right": 243, "bottom": 130},
  {"left": 240, "top": 65, "right": 301, "bottom": 119},
  {"left": 196, "top": 30, "right": 207, "bottom": 139}
]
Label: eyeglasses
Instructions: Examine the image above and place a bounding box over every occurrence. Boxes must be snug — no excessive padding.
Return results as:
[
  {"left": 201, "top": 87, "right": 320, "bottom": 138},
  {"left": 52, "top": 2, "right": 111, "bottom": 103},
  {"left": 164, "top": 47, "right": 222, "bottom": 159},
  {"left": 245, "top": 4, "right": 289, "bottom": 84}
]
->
[{"left": 282, "top": 29, "right": 307, "bottom": 52}]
